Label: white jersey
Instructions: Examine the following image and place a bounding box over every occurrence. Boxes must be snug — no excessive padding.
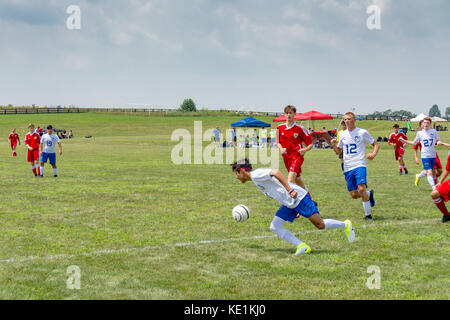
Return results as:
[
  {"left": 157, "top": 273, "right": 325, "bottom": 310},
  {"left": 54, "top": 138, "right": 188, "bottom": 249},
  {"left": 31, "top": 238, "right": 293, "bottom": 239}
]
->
[
  {"left": 40, "top": 133, "right": 60, "bottom": 154},
  {"left": 250, "top": 168, "right": 307, "bottom": 208},
  {"left": 337, "top": 127, "right": 375, "bottom": 173},
  {"left": 414, "top": 129, "right": 439, "bottom": 159}
]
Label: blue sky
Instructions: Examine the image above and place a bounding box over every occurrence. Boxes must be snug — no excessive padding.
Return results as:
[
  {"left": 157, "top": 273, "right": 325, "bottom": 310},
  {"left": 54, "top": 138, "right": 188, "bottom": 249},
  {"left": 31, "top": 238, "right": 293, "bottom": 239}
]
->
[{"left": 0, "top": 0, "right": 449, "bottom": 114}]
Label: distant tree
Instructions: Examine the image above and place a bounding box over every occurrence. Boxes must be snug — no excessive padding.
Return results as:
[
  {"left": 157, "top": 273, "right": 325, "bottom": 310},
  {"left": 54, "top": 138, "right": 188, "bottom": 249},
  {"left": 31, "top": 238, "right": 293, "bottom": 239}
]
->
[
  {"left": 368, "top": 109, "right": 416, "bottom": 118},
  {"left": 429, "top": 104, "right": 441, "bottom": 117},
  {"left": 445, "top": 107, "right": 450, "bottom": 118},
  {"left": 179, "top": 99, "right": 197, "bottom": 112}
]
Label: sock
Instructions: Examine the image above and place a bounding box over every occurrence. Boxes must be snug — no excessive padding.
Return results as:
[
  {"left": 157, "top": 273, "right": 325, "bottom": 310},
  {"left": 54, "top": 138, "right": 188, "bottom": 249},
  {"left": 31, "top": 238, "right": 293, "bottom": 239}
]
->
[
  {"left": 323, "top": 219, "right": 346, "bottom": 229},
  {"left": 366, "top": 190, "right": 371, "bottom": 198},
  {"left": 427, "top": 175, "right": 435, "bottom": 188},
  {"left": 434, "top": 198, "right": 449, "bottom": 215},
  {"left": 37, "top": 165, "right": 40, "bottom": 175},
  {"left": 270, "top": 216, "right": 302, "bottom": 246},
  {"left": 363, "top": 201, "right": 371, "bottom": 217},
  {"left": 31, "top": 166, "right": 37, "bottom": 175},
  {"left": 53, "top": 168, "right": 57, "bottom": 176},
  {"left": 418, "top": 171, "right": 426, "bottom": 179},
  {"left": 399, "top": 166, "right": 402, "bottom": 172},
  {"left": 40, "top": 167, "right": 44, "bottom": 176}
]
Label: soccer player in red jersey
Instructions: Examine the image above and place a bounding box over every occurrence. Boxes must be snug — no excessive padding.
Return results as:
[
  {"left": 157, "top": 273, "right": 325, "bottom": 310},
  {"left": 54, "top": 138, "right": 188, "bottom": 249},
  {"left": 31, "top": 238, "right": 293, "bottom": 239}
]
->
[
  {"left": 431, "top": 140, "right": 450, "bottom": 223},
  {"left": 388, "top": 124, "right": 408, "bottom": 175},
  {"left": 24, "top": 123, "right": 41, "bottom": 177},
  {"left": 8, "top": 128, "right": 20, "bottom": 157},
  {"left": 276, "top": 105, "right": 313, "bottom": 191}
]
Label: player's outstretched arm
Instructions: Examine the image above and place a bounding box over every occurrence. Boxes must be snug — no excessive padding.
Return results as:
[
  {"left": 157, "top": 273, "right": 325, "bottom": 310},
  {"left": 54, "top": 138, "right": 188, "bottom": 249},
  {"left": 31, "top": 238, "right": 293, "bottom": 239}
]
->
[
  {"left": 399, "top": 137, "right": 414, "bottom": 145},
  {"left": 270, "top": 169, "right": 297, "bottom": 199},
  {"left": 330, "top": 138, "right": 342, "bottom": 155},
  {"left": 437, "top": 141, "right": 450, "bottom": 148},
  {"left": 366, "top": 141, "right": 379, "bottom": 160}
]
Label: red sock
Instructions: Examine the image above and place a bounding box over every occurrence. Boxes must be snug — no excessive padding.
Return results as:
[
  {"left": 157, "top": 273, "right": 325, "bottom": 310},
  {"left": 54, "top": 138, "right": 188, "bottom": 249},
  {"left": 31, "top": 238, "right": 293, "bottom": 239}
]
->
[
  {"left": 37, "top": 167, "right": 40, "bottom": 175},
  {"left": 434, "top": 198, "right": 449, "bottom": 215},
  {"left": 32, "top": 168, "right": 37, "bottom": 175}
]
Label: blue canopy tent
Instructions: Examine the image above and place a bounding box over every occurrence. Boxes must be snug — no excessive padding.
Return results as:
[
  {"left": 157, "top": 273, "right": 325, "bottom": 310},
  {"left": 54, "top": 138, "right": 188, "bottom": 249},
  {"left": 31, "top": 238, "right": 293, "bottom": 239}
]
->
[{"left": 231, "top": 117, "right": 271, "bottom": 128}]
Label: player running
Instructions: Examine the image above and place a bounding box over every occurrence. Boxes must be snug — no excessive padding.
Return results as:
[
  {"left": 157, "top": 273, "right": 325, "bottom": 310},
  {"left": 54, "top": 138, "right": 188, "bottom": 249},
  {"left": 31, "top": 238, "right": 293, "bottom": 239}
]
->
[
  {"left": 431, "top": 141, "right": 450, "bottom": 223},
  {"left": 231, "top": 158, "right": 355, "bottom": 255},
  {"left": 388, "top": 124, "right": 408, "bottom": 175},
  {"left": 8, "top": 128, "right": 21, "bottom": 157},
  {"left": 24, "top": 124, "right": 41, "bottom": 177},
  {"left": 413, "top": 121, "right": 442, "bottom": 187},
  {"left": 39, "top": 125, "right": 62, "bottom": 177},
  {"left": 277, "top": 105, "right": 313, "bottom": 191},
  {"left": 331, "top": 112, "right": 379, "bottom": 221},
  {"left": 399, "top": 117, "right": 439, "bottom": 190}
]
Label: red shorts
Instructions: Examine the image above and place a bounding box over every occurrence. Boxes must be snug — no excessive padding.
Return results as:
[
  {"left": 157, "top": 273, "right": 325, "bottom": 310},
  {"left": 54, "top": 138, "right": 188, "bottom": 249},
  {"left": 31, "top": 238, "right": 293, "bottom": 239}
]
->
[
  {"left": 27, "top": 149, "right": 39, "bottom": 162},
  {"left": 435, "top": 156, "right": 442, "bottom": 170},
  {"left": 283, "top": 154, "right": 304, "bottom": 177},
  {"left": 395, "top": 147, "right": 405, "bottom": 161},
  {"left": 10, "top": 143, "right": 17, "bottom": 149},
  {"left": 436, "top": 180, "right": 450, "bottom": 202}
]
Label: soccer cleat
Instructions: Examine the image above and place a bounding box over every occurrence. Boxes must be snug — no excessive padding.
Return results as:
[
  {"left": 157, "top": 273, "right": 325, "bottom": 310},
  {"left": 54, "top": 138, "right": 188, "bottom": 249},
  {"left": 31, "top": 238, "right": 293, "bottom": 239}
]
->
[
  {"left": 415, "top": 174, "right": 420, "bottom": 187},
  {"left": 442, "top": 215, "right": 450, "bottom": 223},
  {"left": 404, "top": 168, "right": 408, "bottom": 175},
  {"left": 344, "top": 220, "right": 356, "bottom": 243},
  {"left": 294, "top": 243, "right": 311, "bottom": 256},
  {"left": 364, "top": 215, "right": 374, "bottom": 222},
  {"left": 54, "top": 175, "right": 58, "bottom": 177},
  {"left": 369, "top": 189, "right": 375, "bottom": 207}
]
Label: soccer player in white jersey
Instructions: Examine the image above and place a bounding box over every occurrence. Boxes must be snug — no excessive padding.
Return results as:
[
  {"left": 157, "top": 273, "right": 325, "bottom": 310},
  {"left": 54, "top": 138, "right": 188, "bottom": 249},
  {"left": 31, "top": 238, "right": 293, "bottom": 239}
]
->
[
  {"left": 399, "top": 117, "right": 440, "bottom": 190},
  {"left": 331, "top": 112, "right": 379, "bottom": 221},
  {"left": 39, "top": 125, "right": 62, "bottom": 177},
  {"left": 231, "top": 158, "right": 355, "bottom": 256}
]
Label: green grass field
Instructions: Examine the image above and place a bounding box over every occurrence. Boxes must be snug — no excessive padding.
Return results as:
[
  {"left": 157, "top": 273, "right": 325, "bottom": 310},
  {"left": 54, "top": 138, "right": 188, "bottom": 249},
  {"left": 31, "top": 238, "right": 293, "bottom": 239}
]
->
[{"left": 0, "top": 112, "right": 448, "bottom": 299}]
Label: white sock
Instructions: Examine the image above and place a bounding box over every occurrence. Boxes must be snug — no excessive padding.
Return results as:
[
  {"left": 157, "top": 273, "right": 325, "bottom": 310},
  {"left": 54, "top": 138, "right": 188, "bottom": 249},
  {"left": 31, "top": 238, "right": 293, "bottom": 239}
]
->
[
  {"left": 31, "top": 165, "right": 35, "bottom": 170},
  {"left": 270, "top": 216, "right": 302, "bottom": 246},
  {"left": 427, "top": 175, "right": 435, "bottom": 188},
  {"left": 363, "top": 201, "right": 371, "bottom": 217},
  {"left": 323, "top": 219, "right": 346, "bottom": 229},
  {"left": 40, "top": 167, "right": 44, "bottom": 175},
  {"left": 53, "top": 168, "right": 57, "bottom": 176},
  {"left": 418, "top": 171, "right": 426, "bottom": 179},
  {"left": 366, "top": 190, "right": 370, "bottom": 198}
]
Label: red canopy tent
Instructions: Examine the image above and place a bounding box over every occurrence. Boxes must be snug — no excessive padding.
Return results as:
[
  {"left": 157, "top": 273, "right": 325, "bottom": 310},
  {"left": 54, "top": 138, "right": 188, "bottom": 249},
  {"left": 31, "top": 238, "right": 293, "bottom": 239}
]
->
[
  {"left": 297, "top": 110, "right": 333, "bottom": 121},
  {"left": 272, "top": 113, "right": 303, "bottom": 122}
]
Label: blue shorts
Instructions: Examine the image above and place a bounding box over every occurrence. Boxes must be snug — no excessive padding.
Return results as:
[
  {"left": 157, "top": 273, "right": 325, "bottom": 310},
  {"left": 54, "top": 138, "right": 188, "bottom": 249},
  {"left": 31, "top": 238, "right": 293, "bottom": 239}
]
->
[
  {"left": 344, "top": 167, "right": 367, "bottom": 192},
  {"left": 422, "top": 158, "right": 436, "bottom": 170},
  {"left": 40, "top": 152, "right": 56, "bottom": 165},
  {"left": 275, "top": 194, "right": 319, "bottom": 223}
]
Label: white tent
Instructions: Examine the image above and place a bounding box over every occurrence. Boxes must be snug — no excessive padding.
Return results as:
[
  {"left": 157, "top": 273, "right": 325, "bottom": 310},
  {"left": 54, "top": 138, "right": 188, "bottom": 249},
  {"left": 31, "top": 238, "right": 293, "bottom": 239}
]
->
[
  {"left": 410, "top": 113, "right": 428, "bottom": 122},
  {"left": 432, "top": 116, "right": 447, "bottom": 122}
]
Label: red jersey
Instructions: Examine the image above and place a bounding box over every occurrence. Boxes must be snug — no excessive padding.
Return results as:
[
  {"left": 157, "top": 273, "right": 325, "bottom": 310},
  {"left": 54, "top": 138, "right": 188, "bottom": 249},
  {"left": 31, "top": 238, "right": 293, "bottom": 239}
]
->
[
  {"left": 277, "top": 122, "right": 312, "bottom": 156},
  {"left": 25, "top": 132, "right": 41, "bottom": 150},
  {"left": 8, "top": 133, "right": 19, "bottom": 144},
  {"left": 388, "top": 131, "right": 407, "bottom": 149}
]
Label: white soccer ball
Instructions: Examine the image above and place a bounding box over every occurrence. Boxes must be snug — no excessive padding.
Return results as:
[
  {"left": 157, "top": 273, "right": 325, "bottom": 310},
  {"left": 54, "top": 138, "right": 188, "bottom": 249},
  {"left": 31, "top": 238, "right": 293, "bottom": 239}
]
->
[{"left": 232, "top": 205, "right": 250, "bottom": 222}]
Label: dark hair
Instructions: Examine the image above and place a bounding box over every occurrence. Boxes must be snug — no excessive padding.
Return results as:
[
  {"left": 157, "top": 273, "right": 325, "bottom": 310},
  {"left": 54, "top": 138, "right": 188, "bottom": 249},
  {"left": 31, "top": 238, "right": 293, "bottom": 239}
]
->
[
  {"left": 284, "top": 105, "right": 296, "bottom": 114},
  {"left": 393, "top": 124, "right": 399, "bottom": 128},
  {"left": 47, "top": 125, "right": 53, "bottom": 130},
  {"left": 231, "top": 158, "right": 252, "bottom": 172}
]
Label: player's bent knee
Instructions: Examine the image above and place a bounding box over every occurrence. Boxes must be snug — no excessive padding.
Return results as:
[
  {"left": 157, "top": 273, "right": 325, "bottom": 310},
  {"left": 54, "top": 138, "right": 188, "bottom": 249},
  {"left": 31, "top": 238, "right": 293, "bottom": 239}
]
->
[{"left": 430, "top": 190, "right": 441, "bottom": 199}]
